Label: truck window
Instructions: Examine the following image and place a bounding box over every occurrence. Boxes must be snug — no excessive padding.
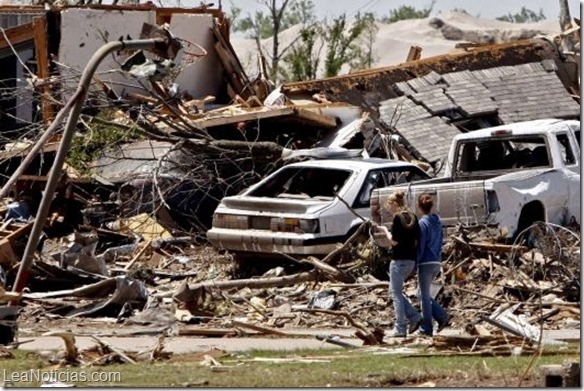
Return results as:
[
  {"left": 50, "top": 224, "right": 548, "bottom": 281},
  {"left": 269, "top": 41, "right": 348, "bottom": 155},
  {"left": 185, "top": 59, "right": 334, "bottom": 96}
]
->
[
  {"left": 455, "top": 141, "right": 510, "bottom": 172},
  {"left": 455, "top": 136, "right": 551, "bottom": 173},
  {"left": 556, "top": 133, "right": 576, "bottom": 165}
]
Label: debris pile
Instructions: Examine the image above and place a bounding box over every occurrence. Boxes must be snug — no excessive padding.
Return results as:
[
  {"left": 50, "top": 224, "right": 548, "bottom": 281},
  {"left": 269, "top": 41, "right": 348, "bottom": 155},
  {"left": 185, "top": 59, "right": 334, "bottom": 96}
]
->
[{"left": 0, "top": 2, "right": 579, "bottom": 365}]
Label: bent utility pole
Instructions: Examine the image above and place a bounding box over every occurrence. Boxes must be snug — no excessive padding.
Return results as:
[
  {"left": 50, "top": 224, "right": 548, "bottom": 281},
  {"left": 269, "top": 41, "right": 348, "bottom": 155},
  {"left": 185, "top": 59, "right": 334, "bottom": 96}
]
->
[{"left": 12, "top": 29, "right": 178, "bottom": 294}]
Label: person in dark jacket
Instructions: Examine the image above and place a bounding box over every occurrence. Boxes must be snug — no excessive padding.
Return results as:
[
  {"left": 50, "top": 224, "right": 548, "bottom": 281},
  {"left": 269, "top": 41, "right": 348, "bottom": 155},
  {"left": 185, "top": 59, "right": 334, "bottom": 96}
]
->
[
  {"left": 375, "top": 190, "right": 422, "bottom": 337},
  {"left": 416, "top": 193, "right": 449, "bottom": 336}
]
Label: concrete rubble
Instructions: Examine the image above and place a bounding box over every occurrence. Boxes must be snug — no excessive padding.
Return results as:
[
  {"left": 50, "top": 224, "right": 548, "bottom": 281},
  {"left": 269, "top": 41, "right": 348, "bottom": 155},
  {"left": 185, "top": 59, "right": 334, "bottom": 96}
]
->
[{"left": 0, "top": 1, "right": 579, "bottom": 372}]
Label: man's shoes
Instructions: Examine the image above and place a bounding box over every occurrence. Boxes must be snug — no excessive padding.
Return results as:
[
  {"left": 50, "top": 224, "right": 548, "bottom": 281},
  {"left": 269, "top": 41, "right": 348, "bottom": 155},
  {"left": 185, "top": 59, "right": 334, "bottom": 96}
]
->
[
  {"left": 412, "top": 330, "right": 433, "bottom": 338},
  {"left": 387, "top": 329, "right": 406, "bottom": 338},
  {"left": 437, "top": 315, "right": 450, "bottom": 333},
  {"left": 408, "top": 316, "right": 423, "bottom": 335}
]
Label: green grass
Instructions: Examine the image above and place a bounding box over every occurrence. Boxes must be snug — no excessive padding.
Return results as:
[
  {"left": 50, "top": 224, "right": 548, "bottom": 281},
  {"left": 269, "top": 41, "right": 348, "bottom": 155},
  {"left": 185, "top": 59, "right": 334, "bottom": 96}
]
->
[{"left": 1, "top": 346, "right": 579, "bottom": 387}]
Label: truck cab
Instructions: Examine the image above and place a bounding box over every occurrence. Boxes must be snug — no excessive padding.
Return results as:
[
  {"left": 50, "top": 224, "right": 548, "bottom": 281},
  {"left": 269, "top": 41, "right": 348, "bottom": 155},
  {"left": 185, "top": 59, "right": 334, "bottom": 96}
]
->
[{"left": 371, "top": 119, "right": 580, "bottom": 239}]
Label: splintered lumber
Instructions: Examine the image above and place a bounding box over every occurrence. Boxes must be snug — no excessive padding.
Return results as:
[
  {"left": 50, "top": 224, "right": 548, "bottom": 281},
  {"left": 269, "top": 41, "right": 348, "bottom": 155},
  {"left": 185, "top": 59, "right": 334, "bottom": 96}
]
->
[
  {"left": 453, "top": 236, "right": 528, "bottom": 254},
  {"left": 43, "top": 331, "right": 78, "bottom": 362},
  {"left": 124, "top": 240, "right": 152, "bottom": 271},
  {"left": 296, "top": 308, "right": 378, "bottom": 345},
  {"left": 302, "top": 256, "right": 355, "bottom": 283},
  {"left": 212, "top": 24, "right": 251, "bottom": 99},
  {"left": 171, "top": 270, "right": 319, "bottom": 300},
  {"left": 0, "top": 221, "right": 34, "bottom": 266},
  {"left": 187, "top": 106, "right": 337, "bottom": 129},
  {"left": 527, "top": 308, "right": 562, "bottom": 324},
  {"left": 177, "top": 327, "right": 237, "bottom": 337},
  {"left": 91, "top": 336, "right": 136, "bottom": 364},
  {"left": 0, "top": 287, "right": 21, "bottom": 303},
  {"left": 231, "top": 320, "right": 288, "bottom": 336},
  {"left": 32, "top": 16, "right": 54, "bottom": 124},
  {"left": 406, "top": 46, "right": 422, "bottom": 62}
]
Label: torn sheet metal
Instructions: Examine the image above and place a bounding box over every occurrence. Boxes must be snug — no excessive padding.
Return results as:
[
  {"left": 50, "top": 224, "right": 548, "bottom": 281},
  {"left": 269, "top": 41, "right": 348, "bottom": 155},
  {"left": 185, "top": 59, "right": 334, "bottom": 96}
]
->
[
  {"left": 483, "top": 304, "right": 543, "bottom": 343},
  {"left": 90, "top": 140, "right": 184, "bottom": 183},
  {"left": 52, "top": 232, "right": 109, "bottom": 277},
  {"left": 23, "top": 276, "right": 148, "bottom": 318}
]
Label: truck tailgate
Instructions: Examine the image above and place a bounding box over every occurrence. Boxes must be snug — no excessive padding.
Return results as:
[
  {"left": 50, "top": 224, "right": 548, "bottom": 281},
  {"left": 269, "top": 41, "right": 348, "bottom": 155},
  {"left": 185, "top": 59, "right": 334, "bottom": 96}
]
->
[{"left": 371, "top": 180, "right": 488, "bottom": 227}]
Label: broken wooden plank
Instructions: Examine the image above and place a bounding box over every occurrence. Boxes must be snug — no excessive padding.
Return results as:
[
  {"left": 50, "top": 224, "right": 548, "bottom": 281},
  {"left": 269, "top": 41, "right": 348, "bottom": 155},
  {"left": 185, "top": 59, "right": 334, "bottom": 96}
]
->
[
  {"left": 0, "top": 287, "right": 21, "bottom": 303},
  {"left": 211, "top": 23, "right": 251, "bottom": 98},
  {"left": 177, "top": 327, "right": 237, "bottom": 337},
  {"left": 171, "top": 270, "right": 319, "bottom": 301},
  {"left": 91, "top": 336, "right": 136, "bottom": 364},
  {"left": 0, "top": 22, "right": 35, "bottom": 49},
  {"left": 188, "top": 106, "right": 337, "bottom": 129},
  {"left": 302, "top": 256, "right": 355, "bottom": 283},
  {"left": 453, "top": 236, "right": 528, "bottom": 254},
  {"left": 406, "top": 46, "right": 422, "bottom": 62},
  {"left": 124, "top": 240, "right": 152, "bottom": 271},
  {"left": 295, "top": 308, "right": 378, "bottom": 345},
  {"left": 231, "top": 320, "right": 288, "bottom": 336},
  {"left": 32, "top": 16, "right": 54, "bottom": 125}
]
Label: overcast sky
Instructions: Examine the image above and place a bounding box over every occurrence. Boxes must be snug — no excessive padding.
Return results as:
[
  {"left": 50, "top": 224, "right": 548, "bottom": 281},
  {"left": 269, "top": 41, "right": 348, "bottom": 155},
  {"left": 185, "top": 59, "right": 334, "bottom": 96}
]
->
[{"left": 220, "top": 0, "right": 581, "bottom": 22}]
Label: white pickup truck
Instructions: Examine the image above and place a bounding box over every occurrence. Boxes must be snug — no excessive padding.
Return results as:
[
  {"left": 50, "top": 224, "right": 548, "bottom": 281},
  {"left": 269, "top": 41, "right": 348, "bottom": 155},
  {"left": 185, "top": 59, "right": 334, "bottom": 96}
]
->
[
  {"left": 371, "top": 119, "right": 581, "bottom": 239},
  {"left": 207, "top": 158, "right": 430, "bottom": 257}
]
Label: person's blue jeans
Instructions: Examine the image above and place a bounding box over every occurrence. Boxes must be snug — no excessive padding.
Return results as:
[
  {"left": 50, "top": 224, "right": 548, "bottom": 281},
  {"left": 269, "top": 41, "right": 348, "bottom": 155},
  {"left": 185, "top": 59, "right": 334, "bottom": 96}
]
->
[
  {"left": 389, "top": 260, "right": 420, "bottom": 334},
  {"left": 418, "top": 263, "right": 448, "bottom": 335}
]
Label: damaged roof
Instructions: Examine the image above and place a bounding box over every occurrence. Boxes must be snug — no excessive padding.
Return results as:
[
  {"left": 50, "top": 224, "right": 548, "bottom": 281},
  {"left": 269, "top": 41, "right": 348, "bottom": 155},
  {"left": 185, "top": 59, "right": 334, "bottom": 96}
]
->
[
  {"left": 379, "top": 60, "right": 581, "bottom": 164},
  {"left": 281, "top": 38, "right": 580, "bottom": 166}
]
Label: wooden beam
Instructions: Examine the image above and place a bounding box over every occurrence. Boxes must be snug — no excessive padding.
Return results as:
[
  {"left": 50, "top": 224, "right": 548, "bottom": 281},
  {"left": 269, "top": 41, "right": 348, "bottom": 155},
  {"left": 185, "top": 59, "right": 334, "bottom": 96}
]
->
[
  {"left": 406, "top": 46, "right": 422, "bottom": 62},
  {"left": 0, "top": 22, "right": 35, "bottom": 49},
  {"left": 281, "top": 39, "right": 571, "bottom": 101},
  {"left": 32, "top": 17, "right": 54, "bottom": 125},
  {"left": 212, "top": 24, "right": 251, "bottom": 99},
  {"left": 293, "top": 107, "right": 338, "bottom": 128},
  {"left": 156, "top": 7, "right": 224, "bottom": 25},
  {"left": 188, "top": 106, "right": 337, "bottom": 129}
]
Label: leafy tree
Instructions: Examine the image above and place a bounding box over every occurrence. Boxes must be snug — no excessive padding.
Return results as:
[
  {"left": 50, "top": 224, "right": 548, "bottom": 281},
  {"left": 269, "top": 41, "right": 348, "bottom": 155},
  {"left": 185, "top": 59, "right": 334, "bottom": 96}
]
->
[
  {"left": 230, "top": 0, "right": 316, "bottom": 82},
  {"left": 281, "top": 23, "right": 323, "bottom": 81},
  {"left": 382, "top": 0, "right": 436, "bottom": 24},
  {"left": 323, "top": 13, "right": 373, "bottom": 77},
  {"left": 496, "top": 7, "right": 546, "bottom": 23},
  {"left": 348, "top": 12, "right": 378, "bottom": 72}
]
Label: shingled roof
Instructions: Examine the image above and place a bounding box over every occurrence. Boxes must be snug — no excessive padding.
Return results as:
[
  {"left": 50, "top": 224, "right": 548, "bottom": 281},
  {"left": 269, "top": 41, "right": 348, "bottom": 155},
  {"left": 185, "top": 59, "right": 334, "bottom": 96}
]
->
[{"left": 378, "top": 59, "right": 580, "bottom": 166}]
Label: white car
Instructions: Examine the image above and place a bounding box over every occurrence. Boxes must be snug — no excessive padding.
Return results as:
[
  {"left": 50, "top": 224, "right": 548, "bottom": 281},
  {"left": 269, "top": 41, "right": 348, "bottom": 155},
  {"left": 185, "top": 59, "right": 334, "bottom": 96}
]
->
[{"left": 207, "top": 158, "right": 430, "bottom": 257}]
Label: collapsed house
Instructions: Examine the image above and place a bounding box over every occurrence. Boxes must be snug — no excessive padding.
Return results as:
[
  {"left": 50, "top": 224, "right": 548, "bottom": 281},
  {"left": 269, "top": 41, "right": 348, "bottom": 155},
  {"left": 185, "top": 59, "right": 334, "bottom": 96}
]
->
[
  {"left": 281, "top": 37, "right": 581, "bottom": 170},
  {"left": 0, "top": 3, "right": 580, "bottom": 354},
  {"left": 0, "top": 3, "right": 580, "bottom": 233}
]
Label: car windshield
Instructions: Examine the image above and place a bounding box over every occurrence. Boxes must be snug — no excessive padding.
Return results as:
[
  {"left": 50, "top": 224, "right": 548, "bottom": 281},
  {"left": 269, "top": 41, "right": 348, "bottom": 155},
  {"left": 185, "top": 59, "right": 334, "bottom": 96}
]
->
[{"left": 248, "top": 166, "right": 353, "bottom": 200}]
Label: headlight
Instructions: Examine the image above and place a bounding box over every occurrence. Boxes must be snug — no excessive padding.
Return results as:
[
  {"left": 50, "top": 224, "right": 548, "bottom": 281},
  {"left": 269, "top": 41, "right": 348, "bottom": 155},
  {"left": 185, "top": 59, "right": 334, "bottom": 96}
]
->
[
  {"left": 270, "top": 218, "right": 319, "bottom": 233},
  {"left": 212, "top": 214, "right": 248, "bottom": 229}
]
